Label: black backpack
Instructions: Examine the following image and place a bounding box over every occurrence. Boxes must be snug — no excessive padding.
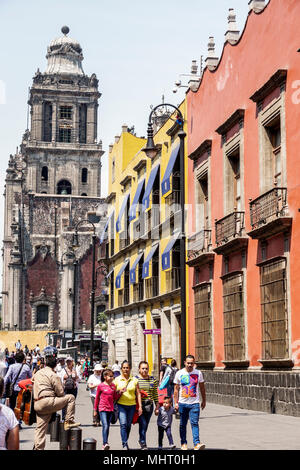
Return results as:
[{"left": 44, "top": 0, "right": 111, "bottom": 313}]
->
[
  {"left": 64, "top": 369, "right": 75, "bottom": 391},
  {"left": 168, "top": 367, "right": 178, "bottom": 384}
]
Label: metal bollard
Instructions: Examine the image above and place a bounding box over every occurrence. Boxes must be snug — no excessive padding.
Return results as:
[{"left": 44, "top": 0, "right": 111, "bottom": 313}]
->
[
  {"left": 83, "top": 438, "right": 97, "bottom": 450},
  {"left": 68, "top": 427, "right": 82, "bottom": 450},
  {"left": 50, "top": 414, "right": 60, "bottom": 442},
  {"left": 59, "top": 422, "right": 69, "bottom": 450}
]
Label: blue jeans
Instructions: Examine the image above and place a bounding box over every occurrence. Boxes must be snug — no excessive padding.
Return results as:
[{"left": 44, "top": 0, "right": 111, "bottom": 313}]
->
[
  {"left": 99, "top": 411, "right": 113, "bottom": 445},
  {"left": 179, "top": 403, "right": 200, "bottom": 446},
  {"left": 138, "top": 403, "right": 153, "bottom": 445},
  {"left": 117, "top": 403, "right": 136, "bottom": 447}
]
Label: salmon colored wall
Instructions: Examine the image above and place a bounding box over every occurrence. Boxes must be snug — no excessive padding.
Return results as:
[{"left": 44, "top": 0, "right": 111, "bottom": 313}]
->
[{"left": 187, "top": 0, "right": 300, "bottom": 367}]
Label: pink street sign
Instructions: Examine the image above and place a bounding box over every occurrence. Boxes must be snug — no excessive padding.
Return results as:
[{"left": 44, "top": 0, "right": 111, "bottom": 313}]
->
[{"left": 143, "top": 329, "right": 161, "bottom": 335}]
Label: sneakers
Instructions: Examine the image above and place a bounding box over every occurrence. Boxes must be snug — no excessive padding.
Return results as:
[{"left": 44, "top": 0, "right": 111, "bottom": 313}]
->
[
  {"left": 103, "top": 444, "right": 110, "bottom": 450},
  {"left": 170, "top": 444, "right": 176, "bottom": 449},
  {"left": 64, "top": 420, "right": 81, "bottom": 431},
  {"left": 194, "top": 443, "right": 206, "bottom": 450},
  {"left": 123, "top": 443, "right": 129, "bottom": 450},
  {"left": 181, "top": 444, "right": 188, "bottom": 450}
]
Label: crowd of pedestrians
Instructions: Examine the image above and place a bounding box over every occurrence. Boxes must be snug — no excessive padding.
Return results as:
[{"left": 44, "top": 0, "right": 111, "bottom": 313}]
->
[{"left": 0, "top": 343, "right": 207, "bottom": 451}]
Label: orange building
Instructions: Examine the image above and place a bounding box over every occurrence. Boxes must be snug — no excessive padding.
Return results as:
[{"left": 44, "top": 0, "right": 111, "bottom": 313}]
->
[{"left": 186, "top": 0, "right": 300, "bottom": 416}]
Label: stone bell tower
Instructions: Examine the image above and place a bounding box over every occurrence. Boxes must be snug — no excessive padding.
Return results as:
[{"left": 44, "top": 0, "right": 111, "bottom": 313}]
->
[{"left": 2, "top": 27, "right": 107, "bottom": 333}]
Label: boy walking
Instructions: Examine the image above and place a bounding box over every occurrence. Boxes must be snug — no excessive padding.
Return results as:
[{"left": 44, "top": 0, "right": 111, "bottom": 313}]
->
[{"left": 156, "top": 396, "right": 176, "bottom": 450}]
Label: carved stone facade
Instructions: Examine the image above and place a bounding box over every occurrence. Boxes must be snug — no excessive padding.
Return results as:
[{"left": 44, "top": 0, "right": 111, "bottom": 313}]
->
[{"left": 2, "top": 28, "right": 107, "bottom": 332}]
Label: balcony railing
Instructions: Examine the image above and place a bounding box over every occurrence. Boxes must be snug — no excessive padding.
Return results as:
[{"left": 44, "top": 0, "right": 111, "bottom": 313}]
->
[
  {"left": 119, "top": 231, "right": 130, "bottom": 251},
  {"left": 165, "top": 190, "right": 181, "bottom": 218},
  {"left": 133, "top": 282, "right": 144, "bottom": 302},
  {"left": 215, "top": 211, "right": 245, "bottom": 247},
  {"left": 145, "top": 277, "right": 159, "bottom": 299},
  {"left": 165, "top": 267, "right": 181, "bottom": 292},
  {"left": 249, "top": 187, "right": 288, "bottom": 230},
  {"left": 118, "top": 288, "right": 129, "bottom": 307},
  {"left": 187, "top": 230, "right": 212, "bottom": 262}
]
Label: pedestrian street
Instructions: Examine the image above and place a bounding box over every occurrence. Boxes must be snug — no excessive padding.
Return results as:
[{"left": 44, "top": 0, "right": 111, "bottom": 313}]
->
[{"left": 18, "top": 382, "right": 300, "bottom": 451}]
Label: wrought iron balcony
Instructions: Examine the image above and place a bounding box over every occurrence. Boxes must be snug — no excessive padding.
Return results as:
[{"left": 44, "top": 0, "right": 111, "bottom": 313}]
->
[
  {"left": 187, "top": 230, "right": 214, "bottom": 267},
  {"left": 145, "top": 276, "right": 159, "bottom": 299},
  {"left": 248, "top": 187, "right": 292, "bottom": 239},
  {"left": 214, "top": 211, "right": 248, "bottom": 255},
  {"left": 133, "top": 282, "right": 144, "bottom": 302},
  {"left": 119, "top": 231, "right": 130, "bottom": 251},
  {"left": 165, "top": 267, "right": 181, "bottom": 292},
  {"left": 118, "top": 288, "right": 129, "bottom": 307},
  {"left": 165, "top": 190, "right": 181, "bottom": 219}
]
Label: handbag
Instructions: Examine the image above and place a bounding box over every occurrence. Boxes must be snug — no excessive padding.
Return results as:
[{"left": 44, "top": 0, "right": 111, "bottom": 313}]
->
[
  {"left": 6, "top": 363, "right": 24, "bottom": 398},
  {"left": 142, "top": 399, "right": 153, "bottom": 413}
]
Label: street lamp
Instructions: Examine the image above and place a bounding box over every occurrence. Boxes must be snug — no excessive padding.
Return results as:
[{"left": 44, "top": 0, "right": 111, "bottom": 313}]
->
[
  {"left": 143, "top": 103, "right": 187, "bottom": 368},
  {"left": 72, "top": 219, "right": 97, "bottom": 368},
  {"left": 59, "top": 250, "right": 77, "bottom": 347}
]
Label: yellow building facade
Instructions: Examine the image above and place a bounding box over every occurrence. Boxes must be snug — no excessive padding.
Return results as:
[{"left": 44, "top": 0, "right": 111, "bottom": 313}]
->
[{"left": 102, "top": 104, "right": 188, "bottom": 376}]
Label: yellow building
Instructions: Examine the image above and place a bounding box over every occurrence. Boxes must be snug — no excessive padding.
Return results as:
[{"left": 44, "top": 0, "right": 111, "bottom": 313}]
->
[{"left": 101, "top": 104, "right": 188, "bottom": 375}]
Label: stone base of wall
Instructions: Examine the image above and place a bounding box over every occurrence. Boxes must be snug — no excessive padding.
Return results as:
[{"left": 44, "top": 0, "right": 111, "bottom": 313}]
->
[{"left": 203, "top": 370, "right": 300, "bottom": 417}]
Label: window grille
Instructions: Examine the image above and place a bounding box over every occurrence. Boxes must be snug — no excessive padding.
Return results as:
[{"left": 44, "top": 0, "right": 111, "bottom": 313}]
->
[
  {"left": 223, "top": 273, "right": 245, "bottom": 361},
  {"left": 194, "top": 283, "right": 212, "bottom": 362}
]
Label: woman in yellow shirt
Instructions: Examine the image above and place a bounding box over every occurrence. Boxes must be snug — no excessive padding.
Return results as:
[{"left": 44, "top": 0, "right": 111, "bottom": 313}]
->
[{"left": 114, "top": 360, "right": 142, "bottom": 450}]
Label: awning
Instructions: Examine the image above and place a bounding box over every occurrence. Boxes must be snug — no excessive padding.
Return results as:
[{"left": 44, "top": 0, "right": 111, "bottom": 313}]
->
[
  {"left": 99, "top": 211, "right": 114, "bottom": 244},
  {"left": 142, "top": 244, "right": 159, "bottom": 279},
  {"left": 161, "top": 143, "right": 180, "bottom": 196},
  {"left": 142, "top": 164, "right": 160, "bottom": 211},
  {"left": 130, "top": 251, "right": 144, "bottom": 284},
  {"left": 106, "top": 268, "right": 114, "bottom": 279},
  {"left": 161, "top": 231, "right": 181, "bottom": 271},
  {"left": 115, "top": 259, "right": 130, "bottom": 289},
  {"left": 116, "top": 193, "right": 130, "bottom": 233},
  {"left": 128, "top": 178, "right": 145, "bottom": 222}
]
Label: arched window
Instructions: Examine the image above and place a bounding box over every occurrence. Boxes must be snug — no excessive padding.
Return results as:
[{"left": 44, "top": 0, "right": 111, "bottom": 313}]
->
[
  {"left": 57, "top": 180, "right": 72, "bottom": 195},
  {"left": 81, "top": 193, "right": 87, "bottom": 196},
  {"left": 36, "top": 305, "right": 49, "bottom": 324},
  {"left": 81, "top": 168, "right": 88, "bottom": 183},
  {"left": 41, "top": 166, "right": 48, "bottom": 182}
]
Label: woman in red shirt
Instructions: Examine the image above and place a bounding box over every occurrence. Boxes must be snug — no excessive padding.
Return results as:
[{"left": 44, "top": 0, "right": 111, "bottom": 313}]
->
[{"left": 94, "top": 369, "right": 126, "bottom": 450}]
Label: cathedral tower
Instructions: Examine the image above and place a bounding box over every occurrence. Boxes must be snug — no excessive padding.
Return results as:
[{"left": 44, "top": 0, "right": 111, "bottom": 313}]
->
[{"left": 2, "top": 28, "right": 107, "bottom": 334}]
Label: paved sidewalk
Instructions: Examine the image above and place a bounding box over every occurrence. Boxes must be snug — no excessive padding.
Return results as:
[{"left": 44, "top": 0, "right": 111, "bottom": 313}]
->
[{"left": 19, "top": 382, "right": 300, "bottom": 450}]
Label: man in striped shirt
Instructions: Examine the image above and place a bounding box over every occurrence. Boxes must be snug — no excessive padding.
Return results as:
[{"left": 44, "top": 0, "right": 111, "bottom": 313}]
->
[{"left": 136, "top": 361, "right": 159, "bottom": 450}]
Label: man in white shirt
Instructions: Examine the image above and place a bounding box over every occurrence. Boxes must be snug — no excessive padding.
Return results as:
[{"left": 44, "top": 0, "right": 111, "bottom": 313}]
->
[
  {"left": 112, "top": 360, "right": 121, "bottom": 378},
  {"left": 87, "top": 364, "right": 103, "bottom": 426},
  {"left": 174, "top": 354, "right": 206, "bottom": 451}
]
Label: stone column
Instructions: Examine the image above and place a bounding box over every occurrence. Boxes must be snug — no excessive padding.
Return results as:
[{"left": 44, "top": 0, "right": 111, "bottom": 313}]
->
[{"left": 86, "top": 103, "right": 95, "bottom": 144}]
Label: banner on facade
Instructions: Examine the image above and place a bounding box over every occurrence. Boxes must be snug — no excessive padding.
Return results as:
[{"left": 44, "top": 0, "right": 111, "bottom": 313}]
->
[{"left": 143, "top": 329, "right": 161, "bottom": 335}]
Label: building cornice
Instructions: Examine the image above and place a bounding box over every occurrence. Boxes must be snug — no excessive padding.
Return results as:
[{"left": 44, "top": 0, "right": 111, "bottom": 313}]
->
[
  {"left": 249, "top": 69, "right": 287, "bottom": 103},
  {"left": 216, "top": 109, "right": 245, "bottom": 136}
]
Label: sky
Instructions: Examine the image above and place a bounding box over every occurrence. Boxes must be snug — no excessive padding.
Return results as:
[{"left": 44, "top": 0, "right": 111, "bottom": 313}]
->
[{"left": 0, "top": 0, "right": 259, "bottom": 277}]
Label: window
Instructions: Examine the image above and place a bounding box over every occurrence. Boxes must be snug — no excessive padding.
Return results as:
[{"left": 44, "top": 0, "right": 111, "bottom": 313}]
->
[
  {"left": 194, "top": 283, "right": 212, "bottom": 362},
  {"left": 227, "top": 148, "right": 241, "bottom": 212},
  {"left": 110, "top": 272, "right": 114, "bottom": 310},
  {"left": 36, "top": 305, "right": 49, "bottom": 324},
  {"left": 79, "top": 104, "right": 87, "bottom": 143},
  {"left": 223, "top": 273, "right": 245, "bottom": 361},
  {"left": 127, "top": 339, "right": 132, "bottom": 366},
  {"left": 81, "top": 168, "right": 88, "bottom": 184},
  {"left": 58, "top": 128, "right": 71, "bottom": 143},
  {"left": 59, "top": 106, "right": 72, "bottom": 120},
  {"left": 42, "top": 102, "right": 52, "bottom": 142},
  {"left": 266, "top": 118, "right": 282, "bottom": 187},
  {"left": 57, "top": 180, "right": 72, "bottom": 195},
  {"left": 41, "top": 166, "right": 48, "bottom": 182},
  {"left": 81, "top": 193, "right": 87, "bottom": 196},
  {"left": 260, "top": 259, "right": 288, "bottom": 360},
  {"left": 196, "top": 172, "right": 209, "bottom": 230}
]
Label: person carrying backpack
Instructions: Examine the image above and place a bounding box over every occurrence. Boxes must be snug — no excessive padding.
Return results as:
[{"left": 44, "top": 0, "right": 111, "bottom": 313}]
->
[{"left": 62, "top": 357, "right": 78, "bottom": 422}]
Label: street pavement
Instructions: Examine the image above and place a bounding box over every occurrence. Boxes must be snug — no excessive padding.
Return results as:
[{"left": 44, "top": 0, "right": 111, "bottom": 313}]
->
[{"left": 19, "top": 382, "right": 300, "bottom": 451}]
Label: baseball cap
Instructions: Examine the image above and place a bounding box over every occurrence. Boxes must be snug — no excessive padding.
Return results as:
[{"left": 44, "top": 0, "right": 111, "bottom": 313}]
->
[{"left": 66, "top": 356, "right": 73, "bottom": 362}]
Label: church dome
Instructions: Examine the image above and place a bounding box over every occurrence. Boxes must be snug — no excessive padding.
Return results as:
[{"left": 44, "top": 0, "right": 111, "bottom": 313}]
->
[{"left": 45, "top": 26, "right": 84, "bottom": 75}]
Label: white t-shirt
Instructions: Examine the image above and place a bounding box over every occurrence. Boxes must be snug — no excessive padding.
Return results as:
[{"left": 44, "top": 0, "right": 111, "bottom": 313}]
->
[
  {"left": 174, "top": 368, "right": 204, "bottom": 405},
  {"left": 112, "top": 363, "right": 121, "bottom": 373},
  {"left": 0, "top": 404, "right": 18, "bottom": 450},
  {"left": 87, "top": 373, "right": 102, "bottom": 397}
]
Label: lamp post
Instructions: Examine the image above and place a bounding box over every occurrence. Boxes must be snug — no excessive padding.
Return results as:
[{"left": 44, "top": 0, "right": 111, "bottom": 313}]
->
[
  {"left": 143, "top": 103, "right": 187, "bottom": 368},
  {"left": 59, "top": 250, "right": 77, "bottom": 346},
  {"left": 72, "top": 219, "right": 97, "bottom": 368}
]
